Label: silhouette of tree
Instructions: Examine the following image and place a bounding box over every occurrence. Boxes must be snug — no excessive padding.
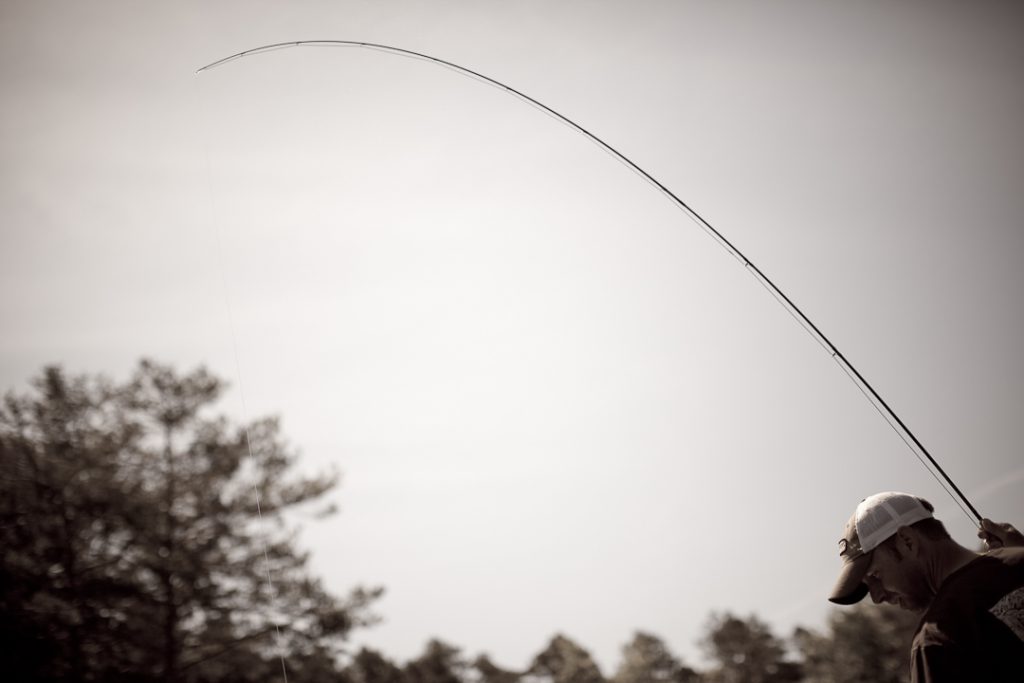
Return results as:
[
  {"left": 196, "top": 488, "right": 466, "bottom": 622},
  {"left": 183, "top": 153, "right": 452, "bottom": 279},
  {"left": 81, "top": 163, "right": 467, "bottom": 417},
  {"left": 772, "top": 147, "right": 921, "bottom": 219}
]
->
[
  {"left": 793, "top": 603, "right": 916, "bottom": 683},
  {"left": 348, "top": 647, "right": 410, "bottom": 683},
  {"left": 0, "top": 360, "right": 380, "bottom": 681},
  {"left": 472, "top": 654, "right": 522, "bottom": 683},
  {"left": 406, "top": 639, "right": 469, "bottom": 683},
  {"left": 527, "top": 634, "right": 606, "bottom": 683},
  {"left": 613, "top": 631, "right": 701, "bottom": 683},
  {"left": 700, "top": 613, "right": 800, "bottom": 683}
]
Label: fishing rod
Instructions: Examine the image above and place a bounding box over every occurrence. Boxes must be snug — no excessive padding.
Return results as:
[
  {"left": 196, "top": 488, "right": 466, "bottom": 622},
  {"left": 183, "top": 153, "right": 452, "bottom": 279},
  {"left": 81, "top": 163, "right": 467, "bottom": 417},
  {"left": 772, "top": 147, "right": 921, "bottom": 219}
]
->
[{"left": 197, "top": 40, "right": 982, "bottom": 525}]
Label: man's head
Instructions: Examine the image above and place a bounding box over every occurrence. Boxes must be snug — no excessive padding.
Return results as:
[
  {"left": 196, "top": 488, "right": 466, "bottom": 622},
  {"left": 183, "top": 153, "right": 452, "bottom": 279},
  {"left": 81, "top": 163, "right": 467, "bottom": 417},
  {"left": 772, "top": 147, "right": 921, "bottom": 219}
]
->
[{"left": 829, "top": 492, "right": 951, "bottom": 611}]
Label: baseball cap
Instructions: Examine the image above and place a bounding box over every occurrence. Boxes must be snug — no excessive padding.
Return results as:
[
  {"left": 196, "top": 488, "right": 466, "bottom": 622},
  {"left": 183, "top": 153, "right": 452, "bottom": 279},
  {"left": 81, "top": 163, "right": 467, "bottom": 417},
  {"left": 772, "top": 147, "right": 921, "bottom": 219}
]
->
[{"left": 828, "top": 491, "right": 934, "bottom": 605}]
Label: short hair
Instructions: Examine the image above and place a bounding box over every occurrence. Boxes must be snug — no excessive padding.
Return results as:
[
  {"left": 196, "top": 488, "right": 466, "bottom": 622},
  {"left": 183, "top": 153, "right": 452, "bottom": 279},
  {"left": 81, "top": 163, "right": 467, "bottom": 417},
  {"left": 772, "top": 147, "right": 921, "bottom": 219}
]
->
[
  {"left": 910, "top": 498, "right": 951, "bottom": 541},
  {"left": 910, "top": 517, "right": 951, "bottom": 541}
]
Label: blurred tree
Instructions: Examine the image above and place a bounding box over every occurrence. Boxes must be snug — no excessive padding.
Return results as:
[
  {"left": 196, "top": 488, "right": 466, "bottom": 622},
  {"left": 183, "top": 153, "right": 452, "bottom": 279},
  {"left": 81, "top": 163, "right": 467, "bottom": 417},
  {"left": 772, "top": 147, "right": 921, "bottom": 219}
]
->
[
  {"left": 527, "top": 634, "right": 606, "bottom": 683},
  {"left": 613, "top": 631, "right": 701, "bottom": 683},
  {"left": 700, "top": 613, "right": 800, "bottom": 683},
  {"left": 472, "top": 654, "right": 522, "bottom": 683},
  {"left": 348, "top": 646, "right": 410, "bottom": 683},
  {"left": 0, "top": 360, "right": 380, "bottom": 682},
  {"left": 793, "top": 603, "right": 916, "bottom": 683},
  {"left": 405, "top": 639, "right": 469, "bottom": 683}
]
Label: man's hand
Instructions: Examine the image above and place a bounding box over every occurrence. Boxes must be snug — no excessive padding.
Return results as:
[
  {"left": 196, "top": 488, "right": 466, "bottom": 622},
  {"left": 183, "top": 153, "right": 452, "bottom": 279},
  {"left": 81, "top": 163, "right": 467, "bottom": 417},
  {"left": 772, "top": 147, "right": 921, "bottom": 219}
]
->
[{"left": 978, "top": 518, "right": 1024, "bottom": 550}]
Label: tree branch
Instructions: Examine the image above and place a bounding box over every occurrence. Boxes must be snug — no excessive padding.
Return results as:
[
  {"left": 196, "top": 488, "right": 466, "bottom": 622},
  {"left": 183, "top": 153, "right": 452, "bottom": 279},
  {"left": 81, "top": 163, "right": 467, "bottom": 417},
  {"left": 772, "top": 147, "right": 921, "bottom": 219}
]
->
[{"left": 179, "top": 625, "right": 279, "bottom": 672}]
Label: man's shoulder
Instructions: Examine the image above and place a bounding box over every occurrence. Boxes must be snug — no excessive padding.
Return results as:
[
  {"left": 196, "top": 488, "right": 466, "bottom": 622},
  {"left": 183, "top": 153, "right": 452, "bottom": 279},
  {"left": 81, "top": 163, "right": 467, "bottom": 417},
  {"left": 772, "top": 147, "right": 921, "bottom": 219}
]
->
[
  {"left": 912, "top": 564, "right": 1024, "bottom": 683},
  {"left": 916, "top": 550, "right": 1024, "bottom": 640},
  {"left": 985, "top": 546, "right": 1024, "bottom": 566},
  {"left": 943, "top": 547, "right": 1024, "bottom": 591}
]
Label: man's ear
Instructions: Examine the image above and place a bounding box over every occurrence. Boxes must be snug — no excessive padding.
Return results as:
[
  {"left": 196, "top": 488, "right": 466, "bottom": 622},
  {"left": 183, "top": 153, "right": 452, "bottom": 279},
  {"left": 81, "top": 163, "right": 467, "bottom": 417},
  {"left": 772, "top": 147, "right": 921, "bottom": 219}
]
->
[{"left": 895, "top": 525, "right": 921, "bottom": 558}]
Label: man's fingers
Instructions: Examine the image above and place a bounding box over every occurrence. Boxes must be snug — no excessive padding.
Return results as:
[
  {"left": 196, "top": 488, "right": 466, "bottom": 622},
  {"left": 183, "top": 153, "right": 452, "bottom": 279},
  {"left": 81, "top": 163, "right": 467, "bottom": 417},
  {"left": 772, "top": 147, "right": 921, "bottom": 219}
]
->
[{"left": 978, "top": 519, "right": 1024, "bottom": 550}]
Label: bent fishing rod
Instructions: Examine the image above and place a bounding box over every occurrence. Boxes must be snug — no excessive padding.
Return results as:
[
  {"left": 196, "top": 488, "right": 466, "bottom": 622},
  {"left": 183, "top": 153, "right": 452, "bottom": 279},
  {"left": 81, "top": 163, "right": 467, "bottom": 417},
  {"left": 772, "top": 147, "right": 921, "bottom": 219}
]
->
[{"left": 198, "top": 40, "right": 982, "bottom": 525}]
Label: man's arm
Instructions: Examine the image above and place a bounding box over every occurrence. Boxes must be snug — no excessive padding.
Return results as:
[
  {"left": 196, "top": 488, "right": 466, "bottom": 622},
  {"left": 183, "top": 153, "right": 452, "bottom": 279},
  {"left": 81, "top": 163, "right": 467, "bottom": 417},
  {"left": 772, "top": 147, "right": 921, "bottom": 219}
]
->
[{"left": 912, "top": 644, "right": 974, "bottom": 683}]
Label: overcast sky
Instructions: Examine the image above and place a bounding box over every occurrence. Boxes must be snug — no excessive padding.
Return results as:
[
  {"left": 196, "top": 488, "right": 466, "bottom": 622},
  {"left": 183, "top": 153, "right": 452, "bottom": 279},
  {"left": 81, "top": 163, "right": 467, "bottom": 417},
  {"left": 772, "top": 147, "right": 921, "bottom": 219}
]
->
[{"left": 3, "top": 0, "right": 1023, "bottom": 673}]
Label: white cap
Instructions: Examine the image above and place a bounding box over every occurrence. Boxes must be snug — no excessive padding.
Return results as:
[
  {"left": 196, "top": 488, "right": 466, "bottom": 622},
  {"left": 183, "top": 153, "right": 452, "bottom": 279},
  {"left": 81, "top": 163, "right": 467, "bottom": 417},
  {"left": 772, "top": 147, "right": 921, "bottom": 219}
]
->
[{"left": 855, "top": 491, "right": 934, "bottom": 552}]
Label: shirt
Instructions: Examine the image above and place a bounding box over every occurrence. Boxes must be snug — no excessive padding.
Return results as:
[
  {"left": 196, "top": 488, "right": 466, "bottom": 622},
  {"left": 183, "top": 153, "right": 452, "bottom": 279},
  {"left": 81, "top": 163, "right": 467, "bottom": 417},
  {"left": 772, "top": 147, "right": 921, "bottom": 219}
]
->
[{"left": 911, "top": 547, "right": 1024, "bottom": 683}]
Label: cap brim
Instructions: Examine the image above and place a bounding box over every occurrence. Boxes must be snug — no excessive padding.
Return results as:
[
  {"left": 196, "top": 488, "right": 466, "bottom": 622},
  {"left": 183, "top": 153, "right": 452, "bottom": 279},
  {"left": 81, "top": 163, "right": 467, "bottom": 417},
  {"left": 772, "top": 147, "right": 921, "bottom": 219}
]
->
[{"left": 828, "top": 552, "right": 871, "bottom": 605}]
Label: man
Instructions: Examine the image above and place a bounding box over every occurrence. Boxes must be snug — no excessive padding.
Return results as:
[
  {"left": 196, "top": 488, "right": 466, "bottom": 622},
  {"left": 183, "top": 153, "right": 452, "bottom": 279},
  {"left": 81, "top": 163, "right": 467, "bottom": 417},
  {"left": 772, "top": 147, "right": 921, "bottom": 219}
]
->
[{"left": 829, "top": 491, "right": 1024, "bottom": 682}]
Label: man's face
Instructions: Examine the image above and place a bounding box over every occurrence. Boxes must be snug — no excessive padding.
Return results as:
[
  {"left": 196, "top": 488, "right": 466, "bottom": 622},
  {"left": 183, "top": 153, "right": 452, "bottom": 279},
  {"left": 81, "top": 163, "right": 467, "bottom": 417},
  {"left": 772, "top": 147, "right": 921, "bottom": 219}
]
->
[{"left": 863, "top": 539, "right": 932, "bottom": 612}]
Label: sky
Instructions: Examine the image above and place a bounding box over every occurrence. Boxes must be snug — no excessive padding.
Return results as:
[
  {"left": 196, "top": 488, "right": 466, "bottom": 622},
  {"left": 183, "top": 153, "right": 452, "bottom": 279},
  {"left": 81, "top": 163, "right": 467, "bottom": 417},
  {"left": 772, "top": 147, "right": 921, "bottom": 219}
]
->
[{"left": 2, "top": 0, "right": 1023, "bottom": 673}]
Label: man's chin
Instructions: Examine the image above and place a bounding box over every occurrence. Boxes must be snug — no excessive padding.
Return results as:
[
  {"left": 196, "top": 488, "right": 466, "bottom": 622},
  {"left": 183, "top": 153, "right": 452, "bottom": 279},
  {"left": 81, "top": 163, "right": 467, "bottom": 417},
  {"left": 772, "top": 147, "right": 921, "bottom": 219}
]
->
[{"left": 894, "top": 596, "right": 926, "bottom": 613}]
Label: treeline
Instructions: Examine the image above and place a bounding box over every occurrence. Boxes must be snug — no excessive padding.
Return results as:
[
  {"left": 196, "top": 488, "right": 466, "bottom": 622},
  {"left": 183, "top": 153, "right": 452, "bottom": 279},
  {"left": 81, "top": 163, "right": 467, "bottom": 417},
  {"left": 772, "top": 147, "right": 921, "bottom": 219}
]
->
[
  {"left": 339, "top": 603, "right": 916, "bottom": 683},
  {"left": 2, "top": 361, "right": 915, "bottom": 682}
]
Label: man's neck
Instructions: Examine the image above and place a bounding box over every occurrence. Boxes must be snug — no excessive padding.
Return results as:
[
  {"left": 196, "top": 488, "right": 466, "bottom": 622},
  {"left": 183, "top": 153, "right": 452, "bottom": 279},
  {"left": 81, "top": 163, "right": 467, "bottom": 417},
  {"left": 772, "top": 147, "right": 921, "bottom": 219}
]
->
[{"left": 924, "top": 540, "right": 979, "bottom": 596}]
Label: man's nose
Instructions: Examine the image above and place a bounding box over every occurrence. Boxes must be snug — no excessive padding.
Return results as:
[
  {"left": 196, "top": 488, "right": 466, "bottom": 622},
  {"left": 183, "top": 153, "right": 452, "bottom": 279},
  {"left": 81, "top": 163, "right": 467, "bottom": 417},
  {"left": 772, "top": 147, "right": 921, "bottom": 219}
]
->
[{"left": 867, "top": 580, "right": 888, "bottom": 604}]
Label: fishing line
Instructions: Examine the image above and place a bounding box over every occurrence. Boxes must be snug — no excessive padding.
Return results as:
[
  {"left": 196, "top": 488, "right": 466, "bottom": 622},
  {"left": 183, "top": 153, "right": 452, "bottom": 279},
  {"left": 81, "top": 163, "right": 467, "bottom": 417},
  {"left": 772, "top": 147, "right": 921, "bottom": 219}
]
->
[
  {"left": 742, "top": 257, "right": 973, "bottom": 522},
  {"left": 832, "top": 356, "right": 977, "bottom": 523},
  {"left": 194, "top": 76, "right": 291, "bottom": 682},
  {"left": 196, "top": 40, "right": 983, "bottom": 526}
]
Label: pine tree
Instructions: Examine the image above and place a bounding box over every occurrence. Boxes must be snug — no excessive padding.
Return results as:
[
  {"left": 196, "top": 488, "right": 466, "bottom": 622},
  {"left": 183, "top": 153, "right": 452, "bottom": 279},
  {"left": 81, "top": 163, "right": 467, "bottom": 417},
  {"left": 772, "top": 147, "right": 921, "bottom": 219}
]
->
[
  {"left": 0, "top": 360, "right": 380, "bottom": 682},
  {"left": 700, "top": 613, "right": 800, "bottom": 683},
  {"left": 613, "top": 631, "right": 700, "bottom": 683},
  {"left": 527, "top": 634, "right": 606, "bottom": 683}
]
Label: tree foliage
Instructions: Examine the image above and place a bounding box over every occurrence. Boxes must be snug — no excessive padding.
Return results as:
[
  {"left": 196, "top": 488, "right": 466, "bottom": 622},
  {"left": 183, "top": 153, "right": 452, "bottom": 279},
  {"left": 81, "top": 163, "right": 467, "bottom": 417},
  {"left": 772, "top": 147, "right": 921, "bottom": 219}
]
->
[
  {"left": 700, "top": 613, "right": 800, "bottom": 683},
  {"left": 406, "top": 639, "right": 470, "bottom": 683},
  {"left": 793, "top": 603, "right": 916, "bottom": 683},
  {"left": 0, "top": 360, "right": 380, "bottom": 682},
  {"left": 527, "top": 634, "right": 606, "bottom": 683},
  {"left": 472, "top": 654, "right": 524, "bottom": 683},
  {"left": 348, "top": 647, "right": 411, "bottom": 683},
  {"left": 613, "top": 631, "right": 701, "bottom": 683}
]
